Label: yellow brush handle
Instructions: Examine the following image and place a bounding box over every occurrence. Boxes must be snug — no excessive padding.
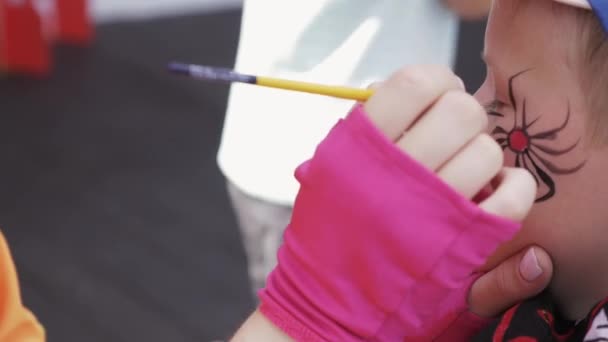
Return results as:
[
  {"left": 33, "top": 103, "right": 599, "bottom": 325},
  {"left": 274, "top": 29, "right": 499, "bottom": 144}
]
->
[{"left": 256, "top": 76, "right": 374, "bottom": 101}]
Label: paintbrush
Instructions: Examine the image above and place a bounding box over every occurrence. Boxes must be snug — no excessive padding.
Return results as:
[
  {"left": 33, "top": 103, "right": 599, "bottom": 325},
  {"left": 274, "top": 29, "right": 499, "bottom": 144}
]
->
[{"left": 167, "top": 62, "right": 374, "bottom": 101}]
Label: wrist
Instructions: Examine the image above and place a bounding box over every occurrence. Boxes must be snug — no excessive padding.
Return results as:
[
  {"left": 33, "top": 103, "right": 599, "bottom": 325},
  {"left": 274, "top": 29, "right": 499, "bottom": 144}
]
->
[{"left": 233, "top": 310, "right": 294, "bottom": 342}]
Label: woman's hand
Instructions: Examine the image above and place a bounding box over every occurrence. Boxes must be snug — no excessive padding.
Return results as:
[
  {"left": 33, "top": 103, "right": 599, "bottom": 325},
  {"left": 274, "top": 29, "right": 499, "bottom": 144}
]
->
[{"left": 237, "top": 65, "right": 549, "bottom": 341}]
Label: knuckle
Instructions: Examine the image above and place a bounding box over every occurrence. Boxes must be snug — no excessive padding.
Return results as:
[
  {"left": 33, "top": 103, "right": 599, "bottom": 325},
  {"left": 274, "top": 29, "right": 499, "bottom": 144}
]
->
[
  {"left": 423, "top": 64, "right": 453, "bottom": 77},
  {"left": 497, "top": 182, "right": 533, "bottom": 221},
  {"left": 495, "top": 263, "right": 517, "bottom": 300},
  {"left": 388, "top": 65, "right": 460, "bottom": 101},
  {"left": 477, "top": 134, "right": 504, "bottom": 171},
  {"left": 518, "top": 168, "right": 538, "bottom": 191},
  {"left": 390, "top": 65, "right": 453, "bottom": 91},
  {"left": 511, "top": 168, "right": 538, "bottom": 207},
  {"left": 439, "top": 91, "right": 488, "bottom": 129},
  {"left": 392, "top": 67, "right": 435, "bottom": 91},
  {"left": 421, "top": 64, "right": 454, "bottom": 81}
]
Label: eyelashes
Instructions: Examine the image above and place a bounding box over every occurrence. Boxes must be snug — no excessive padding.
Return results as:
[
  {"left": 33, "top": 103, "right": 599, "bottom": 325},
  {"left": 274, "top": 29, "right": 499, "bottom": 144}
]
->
[{"left": 484, "top": 99, "right": 506, "bottom": 117}]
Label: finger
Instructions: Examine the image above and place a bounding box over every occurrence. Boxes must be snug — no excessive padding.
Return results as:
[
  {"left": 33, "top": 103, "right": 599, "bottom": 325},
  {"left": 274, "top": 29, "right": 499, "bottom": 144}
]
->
[
  {"left": 364, "top": 65, "right": 465, "bottom": 141},
  {"left": 436, "top": 134, "right": 503, "bottom": 199},
  {"left": 396, "top": 91, "right": 488, "bottom": 171},
  {"left": 479, "top": 167, "right": 537, "bottom": 221},
  {"left": 469, "top": 246, "right": 553, "bottom": 317},
  {"left": 366, "top": 82, "right": 382, "bottom": 90}
]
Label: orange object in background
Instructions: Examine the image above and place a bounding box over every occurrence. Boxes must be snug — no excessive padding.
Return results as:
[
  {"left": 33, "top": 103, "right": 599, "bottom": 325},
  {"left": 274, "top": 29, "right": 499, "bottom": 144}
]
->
[
  {"left": 0, "top": 0, "right": 52, "bottom": 75},
  {"left": 55, "top": 0, "right": 93, "bottom": 44},
  {"left": 0, "top": 232, "right": 45, "bottom": 341}
]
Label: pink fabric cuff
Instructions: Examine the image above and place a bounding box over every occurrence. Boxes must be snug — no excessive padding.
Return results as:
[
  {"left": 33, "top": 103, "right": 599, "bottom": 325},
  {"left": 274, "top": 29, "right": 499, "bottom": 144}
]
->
[{"left": 260, "top": 104, "right": 519, "bottom": 341}]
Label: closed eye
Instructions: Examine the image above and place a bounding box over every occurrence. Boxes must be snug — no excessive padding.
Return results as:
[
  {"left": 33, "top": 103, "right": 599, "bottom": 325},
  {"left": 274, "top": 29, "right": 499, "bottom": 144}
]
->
[{"left": 484, "top": 99, "right": 506, "bottom": 117}]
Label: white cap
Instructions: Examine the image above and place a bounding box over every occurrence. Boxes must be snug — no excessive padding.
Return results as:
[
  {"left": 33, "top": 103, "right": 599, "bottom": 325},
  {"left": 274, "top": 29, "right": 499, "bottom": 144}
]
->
[{"left": 553, "top": 0, "right": 591, "bottom": 9}]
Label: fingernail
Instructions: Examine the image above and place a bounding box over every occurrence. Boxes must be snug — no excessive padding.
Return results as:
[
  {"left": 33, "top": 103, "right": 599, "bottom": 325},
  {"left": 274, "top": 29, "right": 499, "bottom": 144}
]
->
[{"left": 520, "top": 248, "right": 543, "bottom": 282}]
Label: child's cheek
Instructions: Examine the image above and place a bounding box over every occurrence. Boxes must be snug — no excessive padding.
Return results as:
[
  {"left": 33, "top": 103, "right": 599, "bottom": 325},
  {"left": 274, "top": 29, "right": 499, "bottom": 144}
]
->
[{"left": 502, "top": 150, "right": 517, "bottom": 168}]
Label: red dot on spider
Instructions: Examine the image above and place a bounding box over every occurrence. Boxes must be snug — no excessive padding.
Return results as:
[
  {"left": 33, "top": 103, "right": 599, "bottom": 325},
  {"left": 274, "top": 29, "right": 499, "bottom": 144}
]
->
[{"left": 508, "top": 129, "right": 530, "bottom": 152}]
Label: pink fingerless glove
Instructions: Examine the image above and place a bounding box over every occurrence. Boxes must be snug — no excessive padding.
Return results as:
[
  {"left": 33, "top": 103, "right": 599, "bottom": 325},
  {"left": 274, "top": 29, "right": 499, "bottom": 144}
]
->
[{"left": 259, "top": 104, "right": 519, "bottom": 341}]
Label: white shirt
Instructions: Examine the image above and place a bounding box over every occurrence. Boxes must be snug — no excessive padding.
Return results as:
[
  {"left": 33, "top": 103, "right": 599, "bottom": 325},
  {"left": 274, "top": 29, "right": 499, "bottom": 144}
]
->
[{"left": 218, "top": 0, "right": 459, "bottom": 205}]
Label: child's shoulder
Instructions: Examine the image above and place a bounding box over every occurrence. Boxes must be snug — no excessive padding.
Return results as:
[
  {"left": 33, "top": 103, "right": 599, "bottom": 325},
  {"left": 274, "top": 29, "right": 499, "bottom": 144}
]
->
[{"left": 472, "top": 291, "right": 608, "bottom": 341}]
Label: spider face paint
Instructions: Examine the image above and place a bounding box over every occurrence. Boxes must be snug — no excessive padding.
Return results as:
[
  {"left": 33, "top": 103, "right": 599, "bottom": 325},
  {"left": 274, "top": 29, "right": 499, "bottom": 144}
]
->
[{"left": 487, "top": 70, "right": 587, "bottom": 202}]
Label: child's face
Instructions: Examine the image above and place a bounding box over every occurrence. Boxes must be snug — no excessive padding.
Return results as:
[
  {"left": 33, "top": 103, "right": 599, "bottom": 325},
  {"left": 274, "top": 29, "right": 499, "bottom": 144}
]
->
[{"left": 475, "top": 0, "right": 608, "bottom": 306}]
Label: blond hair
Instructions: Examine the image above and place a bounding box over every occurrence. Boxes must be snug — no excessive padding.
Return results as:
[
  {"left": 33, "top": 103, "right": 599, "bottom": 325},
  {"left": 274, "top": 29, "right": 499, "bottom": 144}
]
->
[
  {"left": 495, "top": 0, "right": 608, "bottom": 144},
  {"left": 579, "top": 10, "right": 608, "bottom": 144}
]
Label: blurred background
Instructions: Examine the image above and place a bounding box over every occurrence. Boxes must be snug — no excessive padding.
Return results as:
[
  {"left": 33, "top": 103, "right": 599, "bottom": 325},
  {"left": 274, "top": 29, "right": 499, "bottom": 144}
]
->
[{"left": 0, "top": 1, "right": 487, "bottom": 341}]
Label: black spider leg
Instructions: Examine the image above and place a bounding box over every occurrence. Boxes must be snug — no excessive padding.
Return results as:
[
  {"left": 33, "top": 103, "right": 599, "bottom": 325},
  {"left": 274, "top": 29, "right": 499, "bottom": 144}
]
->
[
  {"left": 525, "top": 150, "right": 556, "bottom": 202},
  {"left": 529, "top": 102, "right": 571, "bottom": 141},
  {"left": 528, "top": 102, "right": 586, "bottom": 173},
  {"left": 522, "top": 99, "right": 541, "bottom": 131},
  {"left": 492, "top": 126, "right": 509, "bottom": 135},
  {"left": 491, "top": 126, "right": 509, "bottom": 150},
  {"left": 508, "top": 69, "right": 533, "bottom": 127},
  {"left": 517, "top": 99, "right": 542, "bottom": 178},
  {"left": 510, "top": 76, "right": 518, "bottom": 128},
  {"left": 523, "top": 103, "right": 582, "bottom": 201},
  {"left": 525, "top": 147, "right": 586, "bottom": 202},
  {"left": 515, "top": 153, "right": 522, "bottom": 168},
  {"left": 521, "top": 153, "right": 540, "bottom": 186},
  {"left": 529, "top": 149, "right": 587, "bottom": 175},
  {"left": 521, "top": 98, "right": 527, "bottom": 128},
  {"left": 532, "top": 139, "right": 580, "bottom": 156}
]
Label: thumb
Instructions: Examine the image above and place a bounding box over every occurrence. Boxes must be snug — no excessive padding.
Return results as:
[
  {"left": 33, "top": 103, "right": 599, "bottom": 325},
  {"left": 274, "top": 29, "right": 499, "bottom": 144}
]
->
[{"left": 468, "top": 246, "right": 553, "bottom": 318}]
